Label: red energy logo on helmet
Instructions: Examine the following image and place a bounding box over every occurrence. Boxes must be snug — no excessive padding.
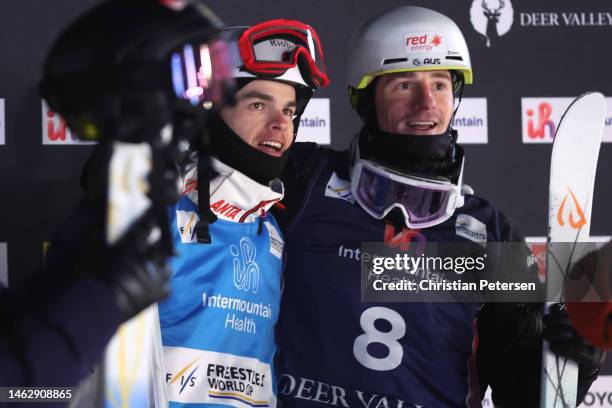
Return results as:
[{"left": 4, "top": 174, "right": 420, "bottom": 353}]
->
[{"left": 405, "top": 33, "right": 443, "bottom": 52}]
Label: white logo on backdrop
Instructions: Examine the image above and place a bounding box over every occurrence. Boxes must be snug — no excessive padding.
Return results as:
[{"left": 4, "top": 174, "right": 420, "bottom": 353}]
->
[
  {"left": 453, "top": 98, "right": 488, "bottom": 144},
  {"left": 470, "top": 0, "right": 515, "bottom": 47},
  {"left": 296, "top": 98, "right": 330, "bottom": 145}
]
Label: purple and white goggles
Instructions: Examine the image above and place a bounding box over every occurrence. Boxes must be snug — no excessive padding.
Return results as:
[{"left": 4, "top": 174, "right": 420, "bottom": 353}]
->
[{"left": 350, "top": 159, "right": 464, "bottom": 229}]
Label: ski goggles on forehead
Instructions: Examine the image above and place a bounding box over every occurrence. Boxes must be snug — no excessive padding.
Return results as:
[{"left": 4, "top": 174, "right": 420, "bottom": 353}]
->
[
  {"left": 170, "top": 36, "right": 233, "bottom": 108},
  {"left": 238, "top": 19, "right": 330, "bottom": 88},
  {"left": 351, "top": 160, "right": 464, "bottom": 229}
]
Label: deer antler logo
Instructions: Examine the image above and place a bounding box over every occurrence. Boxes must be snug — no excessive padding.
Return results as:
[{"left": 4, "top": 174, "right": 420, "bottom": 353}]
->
[{"left": 469, "top": 0, "right": 514, "bottom": 48}]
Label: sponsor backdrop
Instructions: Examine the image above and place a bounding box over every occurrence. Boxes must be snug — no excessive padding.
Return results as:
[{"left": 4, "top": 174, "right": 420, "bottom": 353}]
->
[{"left": 1, "top": 0, "right": 611, "bottom": 400}]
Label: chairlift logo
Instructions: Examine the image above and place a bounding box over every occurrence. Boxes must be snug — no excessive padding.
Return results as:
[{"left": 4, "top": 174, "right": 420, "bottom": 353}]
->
[{"left": 469, "top": 0, "right": 514, "bottom": 47}]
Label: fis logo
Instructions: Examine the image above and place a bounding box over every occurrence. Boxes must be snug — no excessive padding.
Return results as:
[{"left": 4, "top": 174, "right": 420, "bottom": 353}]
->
[
  {"left": 230, "top": 237, "right": 260, "bottom": 293},
  {"left": 557, "top": 188, "right": 586, "bottom": 229},
  {"left": 470, "top": 0, "right": 514, "bottom": 47},
  {"left": 324, "top": 172, "right": 354, "bottom": 203},
  {"left": 166, "top": 358, "right": 200, "bottom": 395},
  {"left": 42, "top": 100, "right": 95, "bottom": 145},
  {"left": 177, "top": 210, "right": 199, "bottom": 243}
]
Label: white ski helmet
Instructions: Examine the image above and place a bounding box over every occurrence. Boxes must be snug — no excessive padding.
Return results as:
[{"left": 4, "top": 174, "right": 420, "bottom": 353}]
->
[{"left": 347, "top": 6, "right": 473, "bottom": 112}]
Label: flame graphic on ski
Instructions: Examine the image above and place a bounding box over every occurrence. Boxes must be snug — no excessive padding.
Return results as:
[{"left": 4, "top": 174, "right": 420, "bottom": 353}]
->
[{"left": 557, "top": 188, "right": 586, "bottom": 229}]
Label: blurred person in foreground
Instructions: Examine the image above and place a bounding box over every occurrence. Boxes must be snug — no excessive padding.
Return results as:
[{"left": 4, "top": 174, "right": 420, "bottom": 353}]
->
[{"left": 0, "top": 0, "right": 234, "bottom": 388}]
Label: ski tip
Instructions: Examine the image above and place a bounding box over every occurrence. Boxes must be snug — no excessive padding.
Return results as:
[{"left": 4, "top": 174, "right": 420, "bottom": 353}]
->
[{"left": 577, "top": 91, "right": 605, "bottom": 103}]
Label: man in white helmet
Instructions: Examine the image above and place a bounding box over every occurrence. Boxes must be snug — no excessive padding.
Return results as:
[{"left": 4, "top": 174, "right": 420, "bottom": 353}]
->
[
  {"left": 158, "top": 19, "right": 329, "bottom": 407},
  {"left": 274, "top": 6, "right": 602, "bottom": 407}
]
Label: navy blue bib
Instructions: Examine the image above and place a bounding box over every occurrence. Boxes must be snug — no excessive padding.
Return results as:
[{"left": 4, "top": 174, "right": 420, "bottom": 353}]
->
[{"left": 277, "top": 148, "right": 513, "bottom": 408}]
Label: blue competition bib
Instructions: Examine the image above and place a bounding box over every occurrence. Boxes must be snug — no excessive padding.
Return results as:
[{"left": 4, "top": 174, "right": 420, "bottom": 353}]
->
[{"left": 160, "top": 196, "right": 283, "bottom": 408}]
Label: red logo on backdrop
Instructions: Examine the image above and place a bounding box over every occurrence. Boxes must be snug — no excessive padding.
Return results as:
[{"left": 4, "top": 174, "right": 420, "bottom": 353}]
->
[
  {"left": 46, "top": 109, "right": 69, "bottom": 141},
  {"left": 527, "top": 102, "right": 556, "bottom": 139},
  {"left": 43, "top": 103, "right": 94, "bottom": 145},
  {"left": 383, "top": 224, "right": 426, "bottom": 253},
  {"left": 557, "top": 188, "right": 587, "bottom": 229}
]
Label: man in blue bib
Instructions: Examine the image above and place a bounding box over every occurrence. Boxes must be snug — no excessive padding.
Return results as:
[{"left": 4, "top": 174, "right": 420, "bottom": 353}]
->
[{"left": 159, "top": 19, "right": 329, "bottom": 407}]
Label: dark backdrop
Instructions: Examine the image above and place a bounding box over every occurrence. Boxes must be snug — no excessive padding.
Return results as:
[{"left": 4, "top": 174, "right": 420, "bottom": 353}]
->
[{"left": 1, "top": 0, "right": 611, "bottom": 393}]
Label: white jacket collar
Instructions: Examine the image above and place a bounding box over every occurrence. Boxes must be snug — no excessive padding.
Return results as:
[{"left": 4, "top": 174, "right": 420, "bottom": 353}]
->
[{"left": 180, "top": 155, "right": 284, "bottom": 223}]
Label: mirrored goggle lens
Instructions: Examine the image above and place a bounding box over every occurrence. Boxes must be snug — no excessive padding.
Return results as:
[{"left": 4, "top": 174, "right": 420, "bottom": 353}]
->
[
  {"left": 171, "top": 38, "right": 233, "bottom": 107},
  {"left": 355, "top": 165, "right": 452, "bottom": 224}
]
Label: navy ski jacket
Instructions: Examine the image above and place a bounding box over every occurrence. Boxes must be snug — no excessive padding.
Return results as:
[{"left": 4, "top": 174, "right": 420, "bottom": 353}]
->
[{"left": 274, "top": 143, "right": 538, "bottom": 408}]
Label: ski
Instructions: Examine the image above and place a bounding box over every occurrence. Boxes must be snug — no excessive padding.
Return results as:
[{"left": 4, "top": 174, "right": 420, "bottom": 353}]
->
[{"left": 541, "top": 92, "right": 607, "bottom": 407}]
